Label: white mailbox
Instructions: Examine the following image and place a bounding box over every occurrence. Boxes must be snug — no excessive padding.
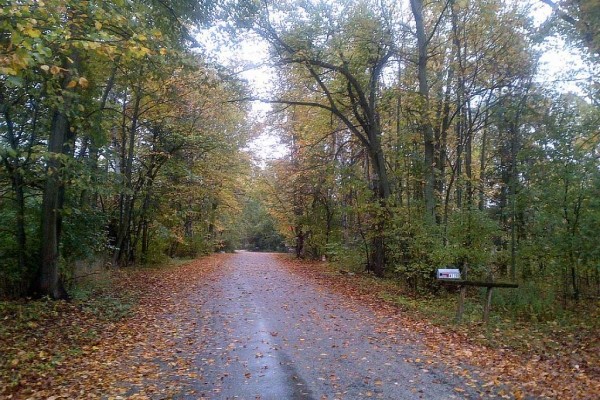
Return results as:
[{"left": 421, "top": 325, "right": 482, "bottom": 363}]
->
[{"left": 437, "top": 268, "right": 461, "bottom": 280}]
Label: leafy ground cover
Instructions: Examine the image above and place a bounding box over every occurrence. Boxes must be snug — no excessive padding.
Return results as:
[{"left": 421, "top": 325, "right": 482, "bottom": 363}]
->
[
  {"left": 1, "top": 253, "right": 598, "bottom": 399},
  {"left": 280, "top": 255, "right": 600, "bottom": 399},
  {"left": 0, "top": 256, "right": 223, "bottom": 399}
]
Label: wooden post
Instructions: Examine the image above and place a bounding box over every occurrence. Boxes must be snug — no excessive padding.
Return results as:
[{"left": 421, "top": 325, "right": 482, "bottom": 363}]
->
[
  {"left": 455, "top": 285, "right": 467, "bottom": 322},
  {"left": 483, "top": 287, "right": 494, "bottom": 323},
  {"left": 441, "top": 279, "right": 517, "bottom": 323}
]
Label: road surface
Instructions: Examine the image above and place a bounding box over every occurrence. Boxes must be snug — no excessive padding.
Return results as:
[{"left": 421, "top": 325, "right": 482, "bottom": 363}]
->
[{"left": 128, "top": 252, "right": 480, "bottom": 399}]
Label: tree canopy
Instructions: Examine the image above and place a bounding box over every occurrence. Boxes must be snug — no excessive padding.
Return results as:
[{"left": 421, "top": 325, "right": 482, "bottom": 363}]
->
[
  {"left": 246, "top": 0, "right": 600, "bottom": 307},
  {"left": 1, "top": 0, "right": 599, "bottom": 316}
]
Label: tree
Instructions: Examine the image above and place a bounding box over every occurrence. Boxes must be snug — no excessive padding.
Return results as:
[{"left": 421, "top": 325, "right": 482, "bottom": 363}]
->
[
  {"left": 0, "top": 0, "right": 249, "bottom": 298},
  {"left": 253, "top": 0, "right": 396, "bottom": 275},
  {"left": 541, "top": 0, "right": 600, "bottom": 58},
  {"left": 409, "top": 0, "right": 437, "bottom": 220}
]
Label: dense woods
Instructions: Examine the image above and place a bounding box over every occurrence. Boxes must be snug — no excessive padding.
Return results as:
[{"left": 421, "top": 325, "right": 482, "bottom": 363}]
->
[
  {"left": 0, "top": 0, "right": 255, "bottom": 298},
  {"left": 1, "top": 0, "right": 599, "bottom": 319},
  {"left": 252, "top": 0, "right": 600, "bottom": 316},
  {"left": 1, "top": 2, "right": 600, "bottom": 398}
]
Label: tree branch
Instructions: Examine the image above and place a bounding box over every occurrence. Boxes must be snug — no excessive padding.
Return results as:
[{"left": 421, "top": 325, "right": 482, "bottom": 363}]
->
[
  {"left": 539, "top": 0, "right": 578, "bottom": 26},
  {"left": 237, "top": 96, "right": 371, "bottom": 148}
]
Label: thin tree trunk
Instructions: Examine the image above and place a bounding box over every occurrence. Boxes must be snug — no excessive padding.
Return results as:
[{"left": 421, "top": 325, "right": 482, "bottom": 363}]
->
[
  {"left": 451, "top": 1, "right": 465, "bottom": 210},
  {"left": 113, "top": 88, "right": 142, "bottom": 266},
  {"left": 479, "top": 116, "right": 488, "bottom": 211},
  {"left": 1, "top": 106, "right": 27, "bottom": 277},
  {"left": 141, "top": 216, "right": 151, "bottom": 263},
  {"left": 395, "top": 62, "right": 404, "bottom": 206},
  {"left": 436, "top": 61, "right": 453, "bottom": 207},
  {"left": 465, "top": 120, "right": 473, "bottom": 207},
  {"left": 410, "top": 0, "right": 436, "bottom": 221},
  {"left": 456, "top": 111, "right": 463, "bottom": 210},
  {"left": 295, "top": 228, "right": 304, "bottom": 259},
  {"left": 80, "top": 63, "right": 119, "bottom": 208},
  {"left": 509, "top": 121, "right": 518, "bottom": 281}
]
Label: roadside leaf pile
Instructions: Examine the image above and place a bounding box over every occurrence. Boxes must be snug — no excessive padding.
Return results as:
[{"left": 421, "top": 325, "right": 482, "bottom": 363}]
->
[{"left": 0, "top": 256, "right": 224, "bottom": 399}]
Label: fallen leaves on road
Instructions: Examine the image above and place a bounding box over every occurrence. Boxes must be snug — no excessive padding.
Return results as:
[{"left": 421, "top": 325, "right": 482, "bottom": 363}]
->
[
  {"left": 279, "top": 255, "right": 600, "bottom": 399},
  {"left": 3, "top": 253, "right": 598, "bottom": 399}
]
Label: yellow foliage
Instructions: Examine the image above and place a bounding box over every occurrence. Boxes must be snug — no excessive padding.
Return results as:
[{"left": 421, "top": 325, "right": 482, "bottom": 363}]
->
[{"left": 78, "top": 77, "right": 89, "bottom": 88}]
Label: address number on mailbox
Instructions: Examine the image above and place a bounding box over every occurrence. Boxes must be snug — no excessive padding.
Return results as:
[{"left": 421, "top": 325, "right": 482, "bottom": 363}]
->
[{"left": 437, "top": 268, "right": 461, "bottom": 280}]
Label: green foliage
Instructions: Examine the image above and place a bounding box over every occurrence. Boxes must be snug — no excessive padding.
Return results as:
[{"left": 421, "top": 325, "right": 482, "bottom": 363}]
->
[
  {"left": 491, "top": 281, "right": 560, "bottom": 322},
  {"left": 444, "top": 209, "right": 502, "bottom": 275},
  {"left": 0, "top": 0, "right": 598, "bottom": 330},
  {"left": 0, "top": 0, "right": 252, "bottom": 297},
  {"left": 0, "top": 196, "right": 41, "bottom": 298},
  {"left": 325, "top": 241, "right": 366, "bottom": 272},
  {"left": 141, "top": 223, "right": 174, "bottom": 264},
  {"left": 256, "top": 0, "right": 598, "bottom": 320},
  {"left": 386, "top": 212, "right": 443, "bottom": 292},
  {"left": 61, "top": 206, "right": 108, "bottom": 263},
  {"left": 174, "top": 234, "right": 214, "bottom": 259},
  {"left": 239, "top": 198, "right": 286, "bottom": 252}
]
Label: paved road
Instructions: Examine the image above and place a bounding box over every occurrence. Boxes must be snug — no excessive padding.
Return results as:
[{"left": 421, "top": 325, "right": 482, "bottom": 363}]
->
[{"left": 166, "top": 252, "right": 476, "bottom": 400}]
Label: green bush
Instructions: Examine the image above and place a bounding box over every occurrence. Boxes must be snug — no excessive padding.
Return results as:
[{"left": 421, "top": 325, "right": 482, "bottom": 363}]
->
[
  {"left": 386, "top": 211, "right": 443, "bottom": 292},
  {"left": 445, "top": 208, "right": 501, "bottom": 272},
  {"left": 325, "top": 241, "right": 366, "bottom": 272},
  {"left": 491, "top": 281, "right": 560, "bottom": 321},
  {"left": 62, "top": 207, "right": 108, "bottom": 261}
]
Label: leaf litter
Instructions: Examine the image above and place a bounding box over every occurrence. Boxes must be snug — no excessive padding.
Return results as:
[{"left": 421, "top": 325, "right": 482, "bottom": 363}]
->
[
  {"left": 2, "top": 252, "right": 598, "bottom": 399},
  {"left": 279, "top": 255, "right": 599, "bottom": 399}
]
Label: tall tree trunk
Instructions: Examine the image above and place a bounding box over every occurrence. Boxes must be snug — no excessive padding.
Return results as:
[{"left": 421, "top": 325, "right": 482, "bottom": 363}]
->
[
  {"left": 395, "top": 62, "right": 404, "bottom": 206},
  {"left": 368, "top": 144, "right": 390, "bottom": 278},
  {"left": 39, "top": 5, "right": 81, "bottom": 297},
  {"left": 479, "top": 112, "right": 488, "bottom": 211},
  {"left": 410, "top": 0, "right": 436, "bottom": 221},
  {"left": 13, "top": 170, "right": 27, "bottom": 275},
  {"left": 295, "top": 227, "right": 305, "bottom": 259},
  {"left": 465, "top": 111, "right": 473, "bottom": 207},
  {"left": 436, "top": 61, "right": 453, "bottom": 212},
  {"left": 451, "top": 1, "right": 465, "bottom": 210},
  {"left": 39, "top": 109, "right": 70, "bottom": 299},
  {"left": 80, "top": 63, "right": 119, "bottom": 209},
  {"left": 113, "top": 88, "right": 141, "bottom": 266},
  {"left": 509, "top": 119, "right": 519, "bottom": 281},
  {"left": 456, "top": 111, "right": 463, "bottom": 210}
]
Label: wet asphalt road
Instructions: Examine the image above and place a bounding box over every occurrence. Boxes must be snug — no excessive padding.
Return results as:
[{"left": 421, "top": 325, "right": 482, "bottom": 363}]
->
[{"left": 179, "top": 252, "right": 475, "bottom": 399}]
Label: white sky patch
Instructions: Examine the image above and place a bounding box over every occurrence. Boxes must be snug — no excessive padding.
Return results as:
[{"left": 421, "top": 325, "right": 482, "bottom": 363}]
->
[
  {"left": 531, "top": 1, "right": 588, "bottom": 94},
  {"left": 538, "top": 40, "right": 587, "bottom": 94},
  {"left": 197, "top": 28, "right": 286, "bottom": 166},
  {"left": 237, "top": 39, "right": 288, "bottom": 166}
]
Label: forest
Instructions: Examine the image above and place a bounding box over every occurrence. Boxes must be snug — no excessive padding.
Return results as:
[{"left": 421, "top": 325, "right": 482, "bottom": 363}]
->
[
  {"left": 254, "top": 0, "right": 600, "bottom": 319},
  {"left": 1, "top": 0, "right": 599, "bottom": 315}
]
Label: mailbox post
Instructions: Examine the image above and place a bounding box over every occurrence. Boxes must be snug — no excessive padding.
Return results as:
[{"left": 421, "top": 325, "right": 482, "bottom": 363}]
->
[{"left": 436, "top": 268, "right": 518, "bottom": 323}]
